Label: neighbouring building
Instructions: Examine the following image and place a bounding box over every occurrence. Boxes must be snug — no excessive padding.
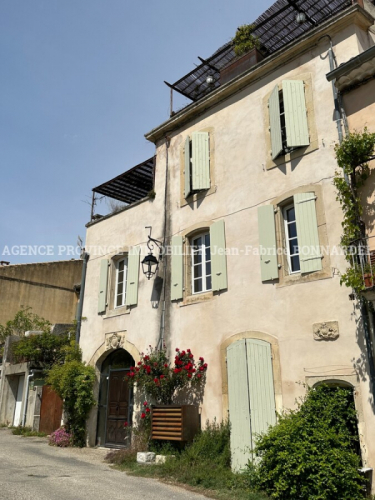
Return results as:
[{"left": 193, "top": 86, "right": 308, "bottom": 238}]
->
[
  {"left": 0, "top": 259, "right": 82, "bottom": 431},
  {"left": 79, "top": 0, "right": 375, "bottom": 487}
]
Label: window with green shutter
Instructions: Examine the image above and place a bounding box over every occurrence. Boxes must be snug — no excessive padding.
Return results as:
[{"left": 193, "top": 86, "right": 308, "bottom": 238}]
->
[
  {"left": 258, "top": 191, "right": 322, "bottom": 280},
  {"left": 184, "top": 131, "right": 210, "bottom": 199},
  {"left": 268, "top": 79, "right": 309, "bottom": 160}
]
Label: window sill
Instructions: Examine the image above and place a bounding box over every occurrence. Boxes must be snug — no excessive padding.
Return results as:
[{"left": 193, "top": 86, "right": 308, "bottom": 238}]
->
[
  {"left": 180, "top": 185, "right": 217, "bottom": 208},
  {"left": 266, "top": 139, "right": 319, "bottom": 171},
  {"left": 180, "top": 291, "right": 213, "bottom": 307},
  {"left": 102, "top": 307, "right": 130, "bottom": 319},
  {"left": 276, "top": 268, "right": 332, "bottom": 288}
]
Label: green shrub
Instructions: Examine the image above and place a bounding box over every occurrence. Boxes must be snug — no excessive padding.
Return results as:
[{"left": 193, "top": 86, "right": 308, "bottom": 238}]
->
[
  {"left": 107, "top": 419, "right": 268, "bottom": 499},
  {"left": 254, "top": 384, "right": 365, "bottom": 500},
  {"left": 46, "top": 342, "right": 95, "bottom": 447}
]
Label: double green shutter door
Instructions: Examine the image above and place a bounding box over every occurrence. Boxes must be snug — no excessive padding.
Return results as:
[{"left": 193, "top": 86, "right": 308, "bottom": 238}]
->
[
  {"left": 184, "top": 131, "right": 210, "bottom": 198},
  {"left": 227, "top": 339, "right": 276, "bottom": 471},
  {"left": 269, "top": 79, "right": 310, "bottom": 160},
  {"left": 97, "top": 247, "right": 140, "bottom": 314},
  {"left": 171, "top": 220, "right": 227, "bottom": 301},
  {"left": 257, "top": 192, "right": 322, "bottom": 281}
]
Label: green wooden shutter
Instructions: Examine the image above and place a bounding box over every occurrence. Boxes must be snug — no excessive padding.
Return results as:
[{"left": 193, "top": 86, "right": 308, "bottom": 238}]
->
[
  {"left": 294, "top": 192, "right": 322, "bottom": 273},
  {"left": 246, "top": 339, "right": 276, "bottom": 439},
  {"left": 184, "top": 136, "right": 192, "bottom": 198},
  {"left": 257, "top": 205, "right": 278, "bottom": 282},
  {"left": 98, "top": 259, "right": 109, "bottom": 314},
  {"left": 191, "top": 131, "right": 210, "bottom": 191},
  {"left": 269, "top": 85, "right": 283, "bottom": 160},
  {"left": 171, "top": 235, "right": 183, "bottom": 301},
  {"left": 125, "top": 247, "right": 140, "bottom": 306},
  {"left": 210, "top": 220, "right": 227, "bottom": 291},
  {"left": 227, "top": 340, "right": 252, "bottom": 471},
  {"left": 282, "top": 80, "right": 309, "bottom": 148}
]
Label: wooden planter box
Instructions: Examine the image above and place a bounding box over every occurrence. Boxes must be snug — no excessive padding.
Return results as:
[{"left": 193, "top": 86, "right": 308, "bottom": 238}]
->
[
  {"left": 151, "top": 405, "right": 199, "bottom": 442},
  {"left": 220, "top": 48, "right": 264, "bottom": 85}
]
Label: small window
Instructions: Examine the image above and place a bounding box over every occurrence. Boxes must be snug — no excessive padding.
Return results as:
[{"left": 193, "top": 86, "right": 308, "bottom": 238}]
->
[
  {"left": 115, "top": 257, "right": 128, "bottom": 308},
  {"left": 283, "top": 204, "right": 300, "bottom": 274},
  {"left": 191, "top": 232, "right": 212, "bottom": 294},
  {"left": 184, "top": 132, "right": 210, "bottom": 198},
  {"left": 269, "top": 80, "right": 309, "bottom": 161}
]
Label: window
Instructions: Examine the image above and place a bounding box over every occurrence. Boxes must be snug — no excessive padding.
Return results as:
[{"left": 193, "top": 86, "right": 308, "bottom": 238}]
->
[
  {"left": 268, "top": 80, "right": 310, "bottom": 160},
  {"left": 184, "top": 132, "right": 210, "bottom": 198},
  {"left": 191, "top": 233, "right": 212, "bottom": 294},
  {"left": 115, "top": 257, "right": 128, "bottom": 308},
  {"left": 97, "top": 247, "right": 140, "bottom": 315},
  {"left": 257, "top": 192, "right": 322, "bottom": 283},
  {"left": 170, "top": 220, "right": 227, "bottom": 301},
  {"left": 283, "top": 204, "right": 300, "bottom": 273}
]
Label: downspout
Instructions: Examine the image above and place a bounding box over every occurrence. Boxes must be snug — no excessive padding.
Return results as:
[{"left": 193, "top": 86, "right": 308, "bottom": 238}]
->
[
  {"left": 75, "top": 252, "right": 90, "bottom": 344},
  {"left": 158, "top": 136, "right": 170, "bottom": 350}
]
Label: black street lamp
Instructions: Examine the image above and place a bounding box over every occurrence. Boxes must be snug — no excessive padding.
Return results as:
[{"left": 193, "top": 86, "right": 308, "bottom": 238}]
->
[{"left": 141, "top": 226, "right": 163, "bottom": 280}]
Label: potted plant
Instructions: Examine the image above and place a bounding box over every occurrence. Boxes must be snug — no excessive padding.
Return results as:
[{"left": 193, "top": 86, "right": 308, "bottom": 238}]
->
[{"left": 221, "top": 24, "right": 264, "bottom": 85}]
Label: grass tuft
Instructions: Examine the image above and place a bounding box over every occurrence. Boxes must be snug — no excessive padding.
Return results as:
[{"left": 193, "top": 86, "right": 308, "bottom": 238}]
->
[
  {"left": 11, "top": 426, "right": 47, "bottom": 437},
  {"left": 105, "top": 419, "right": 268, "bottom": 500}
]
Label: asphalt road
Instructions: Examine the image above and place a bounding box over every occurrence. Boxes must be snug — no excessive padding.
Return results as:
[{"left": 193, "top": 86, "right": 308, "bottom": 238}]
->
[{"left": 0, "top": 428, "right": 207, "bottom": 500}]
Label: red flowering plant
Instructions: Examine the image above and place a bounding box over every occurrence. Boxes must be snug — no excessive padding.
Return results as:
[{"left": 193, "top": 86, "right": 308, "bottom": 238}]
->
[
  {"left": 127, "top": 346, "right": 207, "bottom": 404},
  {"left": 123, "top": 401, "right": 151, "bottom": 446}
]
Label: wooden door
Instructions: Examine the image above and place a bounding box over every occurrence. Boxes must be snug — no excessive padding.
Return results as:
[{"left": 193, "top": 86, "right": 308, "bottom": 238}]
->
[
  {"left": 105, "top": 370, "right": 130, "bottom": 446},
  {"left": 39, "top": 385, "right": 63, "bottom": 434}
]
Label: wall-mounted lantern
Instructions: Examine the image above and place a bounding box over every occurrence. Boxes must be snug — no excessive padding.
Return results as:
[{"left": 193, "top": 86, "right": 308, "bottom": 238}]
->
[{"left": 141, "top": 226, "right": 163, "bottom": 280}]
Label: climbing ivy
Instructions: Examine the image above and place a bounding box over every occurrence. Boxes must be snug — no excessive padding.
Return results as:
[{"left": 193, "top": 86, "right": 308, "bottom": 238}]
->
[{"left": 333, "top": 128, "right": 375, "bottom": 293}]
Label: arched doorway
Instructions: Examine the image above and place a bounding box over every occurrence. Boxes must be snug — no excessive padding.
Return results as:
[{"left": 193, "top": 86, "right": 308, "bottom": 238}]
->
[{"left": 96, "top": 349, "right": 134, "bottom": 447}]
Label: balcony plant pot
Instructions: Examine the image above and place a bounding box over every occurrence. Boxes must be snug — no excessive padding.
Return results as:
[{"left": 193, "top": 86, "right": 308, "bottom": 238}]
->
[
  {"left": 363, "top": 273, "right": 374, "bottom": 288},
  {"left": 220, "top": 47, "right": 264, "bottom": 85},
  {"left": 151, "top": 405, "right": 199, "bottom": 443}
]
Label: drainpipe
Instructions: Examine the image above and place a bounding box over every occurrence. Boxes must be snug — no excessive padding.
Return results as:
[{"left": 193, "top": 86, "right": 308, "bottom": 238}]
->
[
  {"left": 158, "top": 136, "right": 170, "bottom": 350},
  {"left": 75, "top": 252, "right": 90, "bottom": 345},
  {"left": 21, "top": 369, "right": 42, "bottom": 427}
]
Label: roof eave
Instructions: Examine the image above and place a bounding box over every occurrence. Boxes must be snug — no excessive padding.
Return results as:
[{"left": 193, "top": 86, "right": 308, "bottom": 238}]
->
[
  {"left": 145, "top": 5, "right": 373, "bottom": 144},
  {"left": 326, "top": 43, "right": 375, "bottom": 85}
]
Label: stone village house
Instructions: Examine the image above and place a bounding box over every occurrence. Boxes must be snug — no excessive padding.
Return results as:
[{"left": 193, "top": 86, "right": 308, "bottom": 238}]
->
[{"left": 78, "top": 0, "right": 375, "bottom": 488}]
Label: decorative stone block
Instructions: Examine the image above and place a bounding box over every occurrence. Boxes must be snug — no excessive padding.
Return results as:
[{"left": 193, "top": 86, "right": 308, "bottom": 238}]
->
[
  {"left": 155, "top": 454, "right": 175, "bottom": 464},
  {"left": 137, "top": 452, "right": 156, "bottom": 464},
  {"left": 313, "top": 321, "right": 339, "bottom": 341},
  {"left": 105, "top": 332, "right": 125, "bottom": 350}
]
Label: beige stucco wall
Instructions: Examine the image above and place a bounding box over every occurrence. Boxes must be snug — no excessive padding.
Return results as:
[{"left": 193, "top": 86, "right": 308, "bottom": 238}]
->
[
  {"left": 80, "top": 13, "right": 375, "bottom": 472},
  {"left": 0, "top": 260, "right": 82, "bottom": 326}
]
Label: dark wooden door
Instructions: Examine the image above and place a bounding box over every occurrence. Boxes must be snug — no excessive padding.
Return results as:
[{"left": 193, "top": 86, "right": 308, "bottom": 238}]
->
[
  {"left": 39, "top": 385, "right": 63, "bottom": 435},
  {"left": 105, "top": 370, "right": 130, "bottom": 446}
]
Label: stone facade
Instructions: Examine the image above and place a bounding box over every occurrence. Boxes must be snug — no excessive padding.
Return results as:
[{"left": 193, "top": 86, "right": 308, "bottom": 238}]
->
[{"left": 79, "top": 3, "right": 375, "bottom": 485}]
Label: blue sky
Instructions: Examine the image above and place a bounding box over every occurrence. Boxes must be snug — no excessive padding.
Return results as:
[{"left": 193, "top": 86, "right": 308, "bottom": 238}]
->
[{"left": 0, "top": 0, "right": 274, "bottom": 264}]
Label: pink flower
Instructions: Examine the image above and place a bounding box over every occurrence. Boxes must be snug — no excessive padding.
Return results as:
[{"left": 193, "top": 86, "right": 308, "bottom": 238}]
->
[
  {"left": 143, "top": 401, "right": 148, "bottom": 407},
  {"left": 146, "top": 408, "right": 150, "bottom": 413}
]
